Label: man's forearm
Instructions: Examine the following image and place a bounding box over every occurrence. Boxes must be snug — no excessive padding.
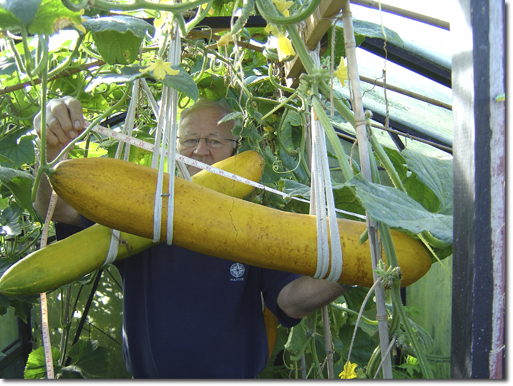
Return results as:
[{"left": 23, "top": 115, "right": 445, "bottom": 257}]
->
[{"left": 277, "top": 276, "right": 346, "bottom": 319}]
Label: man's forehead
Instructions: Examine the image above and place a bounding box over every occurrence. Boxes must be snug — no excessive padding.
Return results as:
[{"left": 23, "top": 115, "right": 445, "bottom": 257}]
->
[{"left": 180, "top": 131, "right": 224, "bottom": 137}]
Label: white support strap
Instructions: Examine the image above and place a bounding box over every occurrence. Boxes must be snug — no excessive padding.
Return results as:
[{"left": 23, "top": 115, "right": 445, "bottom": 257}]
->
[
  {"left": 310, "top": 109, "right": 344, "bottom": 282},
  {"left": 153, "top": 21, "right": 181, "bottom": 245},
  {"left": 105, "top": 79, "right": 141, "bottom": 266},
  {"left": 164, "top": 22, "right": 181, "bottom": 246}
]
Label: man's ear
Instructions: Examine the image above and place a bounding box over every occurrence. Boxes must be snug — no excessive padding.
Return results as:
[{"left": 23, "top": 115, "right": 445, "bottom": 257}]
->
[{"left": 231, "top": 140, "right": 240, "bottom": 156}]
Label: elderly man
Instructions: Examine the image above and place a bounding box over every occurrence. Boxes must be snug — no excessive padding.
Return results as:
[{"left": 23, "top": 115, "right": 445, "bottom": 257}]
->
[{"left": 33, "top": 96, "right": 345, "bottom": 379}]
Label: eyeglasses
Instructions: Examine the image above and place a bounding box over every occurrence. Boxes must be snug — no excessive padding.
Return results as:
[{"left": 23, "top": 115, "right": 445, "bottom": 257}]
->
[{"left": 177, "top": 136, "right": 238, "bottom": 149}]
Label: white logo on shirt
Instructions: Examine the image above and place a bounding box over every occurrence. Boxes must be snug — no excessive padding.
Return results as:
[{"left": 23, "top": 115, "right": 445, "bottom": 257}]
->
[{"left": 230, "top": 263, "right": 245, "bottom": 281}]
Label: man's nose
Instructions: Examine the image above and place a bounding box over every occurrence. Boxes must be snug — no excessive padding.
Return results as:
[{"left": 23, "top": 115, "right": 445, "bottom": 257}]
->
[{"left": 193, "top": 138, "right": 210, "bottom": 155}]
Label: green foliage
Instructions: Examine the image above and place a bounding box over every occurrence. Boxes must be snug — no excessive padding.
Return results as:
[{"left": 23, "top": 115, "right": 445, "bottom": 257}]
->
[
  {"left": 24, "top": 340, "right": 110, "bottom": 379},
  {"left": 347, "top": 173, "right": 453, "bottom": 244},
  {"left": 0, "top": 0, "right": 42, "bottom": 30},
  {"left": 82, "top": 16, "right": 155, "bottom": 65},
  {"left": 0, "top": 168, "right": 39, "bottom": 220}
]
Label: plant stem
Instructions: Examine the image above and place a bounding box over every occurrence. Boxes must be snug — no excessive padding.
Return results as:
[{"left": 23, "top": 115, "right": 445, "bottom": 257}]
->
[
  {"left": 31, "top": 39, "right": 49, "bottom": 204},
  {"left": 47, "top": 34, "right": 85, "bottom": 78},
  {"left": 321, "top": 306, "right": 334, "bottom": 378},
  {"left": 92, "top": 0, "right": 212, "bottom": 13},
  {"left": 389, "top": 281, "right": 434, "bottom": 378},
  {"left": 256, "top": 0, "right": 320, "bottom": 25},
  {"left": 328, "top": 303, "right": 379, "bottom": 325},
  {"left": 185, "top": 2, "right": 213, "bottom": 33},
  {"left": 20, "top": 26, "right": 34, "bottom": 78}
]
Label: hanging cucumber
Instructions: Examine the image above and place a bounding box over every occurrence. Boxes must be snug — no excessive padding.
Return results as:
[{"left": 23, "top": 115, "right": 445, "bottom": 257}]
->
[{"left": 231, "top": 0, "right": 256, "bottom": 35}]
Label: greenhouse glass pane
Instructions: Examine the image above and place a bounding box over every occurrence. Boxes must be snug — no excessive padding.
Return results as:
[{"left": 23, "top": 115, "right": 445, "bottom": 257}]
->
[
  {"left": 332, "top": 3, "right": 455, "bottom": 158},
  {"left": 351, "top": 4, "right": 453, "bottom": 71},
  {"left": 334, "top": 53, "right": 453, "bottom": 158}
]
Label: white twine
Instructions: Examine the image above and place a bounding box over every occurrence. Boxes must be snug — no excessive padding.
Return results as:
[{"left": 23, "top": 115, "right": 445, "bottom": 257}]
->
[
  {"left": 153, "top": 21, "right": 181, "bottom": 244},
  {"left": 310, "top": 113, "right": 343, "bottom": 282},
  {"left": 152, "top": 86, "right": 170, "bottom": 243},
  {"left": 141, "top": 78, "right": 160, "bottom": 119},
  {"left": 310, "top": 115, "right": 329, "bottom": 279},
  {"left": 318, "top": 120, "right": 343, "bottom": 282},
  {"left": 309, "top": 53, "right": 344, "bottom": 282},
  {"left": 164, "top": 23, "right": 181, "bottom": 245},
  {"left": 105, "top": 79, "right": 141, "bottom": 266}
]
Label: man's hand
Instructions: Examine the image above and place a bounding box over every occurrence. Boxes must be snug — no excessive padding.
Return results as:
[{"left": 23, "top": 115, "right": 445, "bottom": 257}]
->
[
  {"left": 33, "top": 96, "right": 86, "bottom": 161},
  {"left": 33, "top": 96, "right": 85, "bottom": 226}
]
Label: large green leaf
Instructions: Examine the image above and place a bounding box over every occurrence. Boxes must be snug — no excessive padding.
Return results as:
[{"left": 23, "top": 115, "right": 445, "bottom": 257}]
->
[
  {"left": 64, "top": 340, "right": 111, "bottom": 378},
  {"left": 0, "top": 154, "right": 13, "bottom": 165},
  {"left": 0, "top": 167, "right": 39, "bottom": 219},
  {"left": 337, "top": 321, "right": 376, "bottom": 366},
  {"left": 381, "top": 147, "right": 440, "bottom": 213},
  {"left": 0, "top": 54, "right": 18, "bottom": 76},
  {"left": 325, "top": 17, "right": 402, "bottom": 65},
  {"left": 0, "top": 0, "right": 41, "bottom": 29},
  {"left": 347, "top": 174, "right": 453, "bottom": 244},
  {"left": 402, "top": 149, "right": 453, "bottom": 215},
  {"left": 28, "top": 0, "right": 83, "bottom": 35},
  {"left": 0, "top": 132, "right": 36, "bottom": 168},
  {"left": 260, "top": 147, "right": 282, "bottom": 186},
  {"left": 82, "top": 15, "right": 155, "bottom": 65},
  {"left": 278, "top": 149, "right": 309, "bottom": 185},
  {"left": 325, "top": 25, "right": 365, "bottom": 64},
  {"left": 24, "top": 340, "right": 111, "bottom": 379},
  {"left": 196, "top": 74, "right": 228, "bottom": 100},
  {"left": 24, "top": 346, "right": 62, "bottom": 379},
  {"left": 352, "top": 18, "right": 404, "bottom": 47},
  {"left": 284, "top": 320, "right": 311, "bottom": 358},
  {"left": 0, "top": 204, "right": 22, "bottom": 236}
]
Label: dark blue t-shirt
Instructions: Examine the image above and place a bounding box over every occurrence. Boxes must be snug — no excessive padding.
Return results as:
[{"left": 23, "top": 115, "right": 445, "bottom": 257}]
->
[
  {"left": 115, "top": 243, "right": 302, "bottom": 379},
  {"left": 79, "top": 217, "right": 302, "bottom": 378}
]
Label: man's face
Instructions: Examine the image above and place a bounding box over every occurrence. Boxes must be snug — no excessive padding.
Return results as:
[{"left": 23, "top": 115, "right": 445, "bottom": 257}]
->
[{"left": 177, "top": 107, "right": 237, "bottom": 176}]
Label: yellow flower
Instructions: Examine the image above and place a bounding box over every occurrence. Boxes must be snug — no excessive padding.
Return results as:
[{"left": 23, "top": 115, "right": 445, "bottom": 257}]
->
[
  {"left": 218, "top": 32, "right": 233, "bottom": 47},
  {"left": 277, "top": 34, "right": 295, "bottom": 62},
  {"left": 334, "top": 57, "right": 348, "bottom": 86},
  {"left": 265, "top": 23, "right": 279, "bottom": 36},
  {"left": 271, "top": 0, "right": 294, "bottom": 16},
  {"left": 339, "top": 361, "right": 358, "bottom": 379},
  {"left": 140, "top": 57, "right": 179, "bottom": 80}
]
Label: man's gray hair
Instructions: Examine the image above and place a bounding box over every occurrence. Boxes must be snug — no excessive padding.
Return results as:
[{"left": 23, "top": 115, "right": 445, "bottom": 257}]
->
[{"left": 179, "top": 98, "right": 237, "bottom": 129}]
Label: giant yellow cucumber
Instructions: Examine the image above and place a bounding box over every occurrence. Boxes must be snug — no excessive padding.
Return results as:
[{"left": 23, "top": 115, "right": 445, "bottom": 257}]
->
[
  {"left": 0, "top": 151, "right": 264, "bottom": 297},
  {"left": 48, "top": 157, "right": 430, "bottom": 288}
]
